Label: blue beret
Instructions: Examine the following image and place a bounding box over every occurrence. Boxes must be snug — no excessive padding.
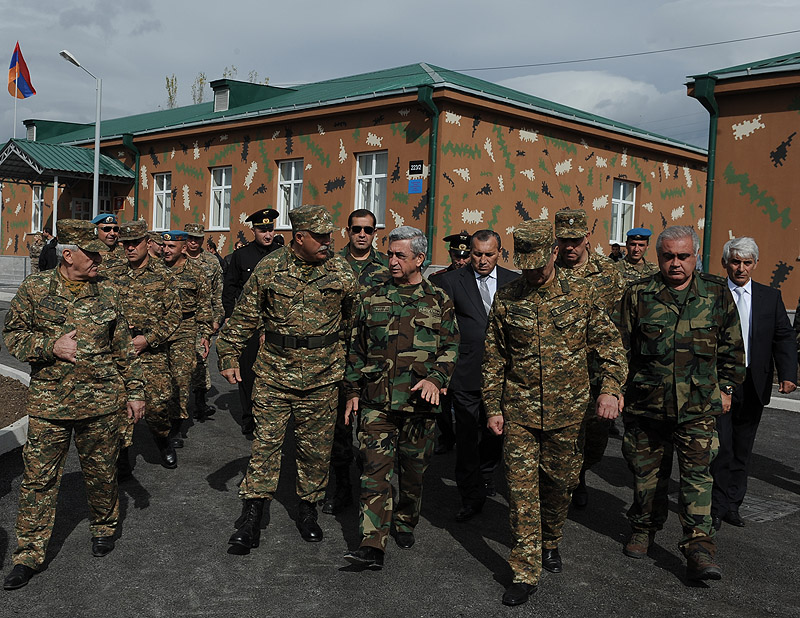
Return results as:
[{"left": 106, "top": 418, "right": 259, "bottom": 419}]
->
[
  {"left": 91, "top": 213, "right": 118, "bottom": 225},
  {"left": 626, "top": 227, "right": 652, "bottom": 239},
  {"left": 162, "top": 230, "right": 188, "bottom": 241}
]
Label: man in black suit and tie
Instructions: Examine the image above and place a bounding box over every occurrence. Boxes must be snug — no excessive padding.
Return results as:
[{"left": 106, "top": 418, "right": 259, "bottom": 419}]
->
[
  {"left": 436, "top": 229, "right": 519, "bottom": 521},
  {"left": 711, "top": 237, "right": 797, "bottom": 529}
]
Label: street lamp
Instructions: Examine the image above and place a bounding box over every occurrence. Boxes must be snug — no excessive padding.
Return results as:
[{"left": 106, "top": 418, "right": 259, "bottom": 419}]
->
[{"left": 59, "top": 49, "right": 102, "bottom": 220}]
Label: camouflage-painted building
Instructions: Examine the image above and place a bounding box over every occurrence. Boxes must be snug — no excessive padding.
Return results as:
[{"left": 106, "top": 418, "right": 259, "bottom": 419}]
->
[
  {"left": 0, "top": 63, "right": 706, "bottom": 267},
  {"left": 688, "top": 52, "right": 800, "bottom": 302}
]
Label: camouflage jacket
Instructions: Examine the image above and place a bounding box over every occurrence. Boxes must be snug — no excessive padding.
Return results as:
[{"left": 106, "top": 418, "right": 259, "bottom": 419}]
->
[
  {"left": 167, "top": 257, "right": 214, "bottom": 341},
  {"left": 558, "top": 253, "right": 624, "bottom": 315},
  {"left": 617, "top": 272, "right": 745, "bottom": 422},
  {"left": 188, "top": 251, "right": 224, "bottom": 325},
  {"left": 217, "top": 245, "right": 359, "bottom": 390},
  {"left": 482, "top": 268, "right": 627, "bottom": 431},
  {"left": 616, "top": 258, "right": 659, "bottom": 286},
  {"left": 110, "top": 257, "right": 182, "bottom": 353},
  {"left": 339, "top": 244, "right": 391, "bottom": 291},
  {"left": 345, "top": 277, "right": 459, "bottom": 415},
  {"left": 97, "top": 244, "right": 128, "bottom": 277},
  {"left": 2, "top": 268, "right": 145, "bottom": 420}
]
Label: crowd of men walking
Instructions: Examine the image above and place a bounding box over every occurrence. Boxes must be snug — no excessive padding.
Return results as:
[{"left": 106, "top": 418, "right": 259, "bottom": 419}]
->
[{"left": 2, "top": 203, "right": 797, "bottom": 608}]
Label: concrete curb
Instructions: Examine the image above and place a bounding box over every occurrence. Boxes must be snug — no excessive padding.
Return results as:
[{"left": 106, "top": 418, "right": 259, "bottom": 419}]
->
[
  {"left": 0, "top": 291, "right": 17, "bottom": 302},
  {"left": 0, "top": 362, "right": 29, "bottom": 455},
  {"left": 768, "top": 395, "right": 800, "bottom": 413}
]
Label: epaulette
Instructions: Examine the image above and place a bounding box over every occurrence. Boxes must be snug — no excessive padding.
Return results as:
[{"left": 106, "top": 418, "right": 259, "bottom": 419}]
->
[{"left": 698, "top": 272, "right": 727, "bottom": 286}]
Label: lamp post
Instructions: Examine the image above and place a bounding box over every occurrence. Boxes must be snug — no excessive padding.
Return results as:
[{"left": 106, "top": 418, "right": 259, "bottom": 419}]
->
[{"left": 59, "top": 49, "right": 101, "bottom": 220}]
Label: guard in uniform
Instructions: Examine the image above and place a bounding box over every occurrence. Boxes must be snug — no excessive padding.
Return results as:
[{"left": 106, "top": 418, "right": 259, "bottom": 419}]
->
[
  {"left": 93, "top": 213, "right": 127, "bottom": 275},
  {"left": 148, "top": 231, "right": 166, "bottom": 260},
  {"left": 616, "top": 227, "right": 659, "bottom": 284}
]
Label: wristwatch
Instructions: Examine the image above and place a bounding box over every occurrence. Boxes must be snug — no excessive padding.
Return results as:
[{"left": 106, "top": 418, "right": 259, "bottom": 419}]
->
[{"left": 721, "top": 385, "right": 735, "bottom": 395}]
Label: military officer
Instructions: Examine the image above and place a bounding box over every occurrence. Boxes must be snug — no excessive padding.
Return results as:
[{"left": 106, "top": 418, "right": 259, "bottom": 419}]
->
[
  {"left": 616, "top": 227, "right": 659, "bottom": 284},
  {"left": 93, "top": 213, "right": 127, "bottom": 275},
  {"left": 113, "top": 220, "right": 183, "bottom": 474},
  {"left": 618, "top": 225, "right": 745, "bottom": 582},
  {"left": 218, "top": 205, "right": 359, "bottom": 551},
  {"left": 483, "top": 219, "right": 626, "bottom": 606},
  {"left": 2, "top": 219, "right": 145, "bottom": 591},
  {"left": 431, "top": 231, "right": 472, "bottom": 276},
  {"left": 148, "top": 231, "right": 166, "bottom": 260},
  {"left": 222, "top": 208, "right": 284, "bottom": 435},
  {"left": 343, "top": 226, "right": 459, "bottom": 570}
]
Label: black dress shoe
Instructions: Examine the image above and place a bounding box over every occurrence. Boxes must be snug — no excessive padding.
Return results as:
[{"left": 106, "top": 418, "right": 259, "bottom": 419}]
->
[
  {"left": 542, "top": 547, "right": 562, "bottom": 573},
  {"left": 455, "top": 504, "right": 483, "bottom": 523},
  {"left": 712, "top": 513, "right": 722, "bottom": 531},
  {"left": 344, "top": 546, "right": 384, "bottom": 569},
  {"left": 297, "top": 500, "right": 323, "bottom": 542},
  {"left": 155, "top": 436, "right": 177, "bottom": 469},
  {"left": 502, "top": 582, "right": 536, "bottom": 606},
  {"left": 3, "top": 564, "right": 36, "bottom": 590},
  {"left": 723, "top": 510, "right": 746, "bottom": 527},
  {"left": 91, "top": 536, "right": 115, "bottom": 557},
  {"left": 395, "top": 531, "right": 415, "bottom": 549}
]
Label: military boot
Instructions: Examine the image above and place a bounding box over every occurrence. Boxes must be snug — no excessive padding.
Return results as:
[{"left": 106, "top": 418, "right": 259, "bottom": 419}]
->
[
  {"left": 154, "top": 436, "right": 177, "bottom": 469},
  {"left": 193, "top": 389, "right": 216, "bottom": 420},
  {"left": 117, "top": 446, "right": 133, "bottom": 482},
  {"left": 322, "top": 466, "right": 353, "bottom": 515},
  {"left": 168, "top": 419, "right": 184, "bottom": 449},
  {"left": 228, "top": 499, "right": 266, "bottom": 550},
  {"left": 297, "top": 500, "right": 323, "bottom": 542}
]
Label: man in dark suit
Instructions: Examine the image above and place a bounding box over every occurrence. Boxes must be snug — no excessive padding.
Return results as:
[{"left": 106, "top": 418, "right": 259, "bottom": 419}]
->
[
  {"left": 436, "top": 229, "right": 519, "bottom": 521},
  {"left": 711, "top": 236, "right": 797, "bottom": 530}
]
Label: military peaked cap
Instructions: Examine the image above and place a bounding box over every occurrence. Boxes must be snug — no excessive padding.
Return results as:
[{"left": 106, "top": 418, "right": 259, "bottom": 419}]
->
[{"left": 246, "top": 208, "right": 280, "bottom": 228}]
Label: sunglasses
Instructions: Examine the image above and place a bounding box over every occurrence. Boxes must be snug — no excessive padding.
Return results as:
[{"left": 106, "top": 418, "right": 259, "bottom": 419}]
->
[
  {"left": 100, "top": 226, "right": 120, "bottom": 233},
  {"left": 350, "top": 225, "right": 375, "bottom": 235}
]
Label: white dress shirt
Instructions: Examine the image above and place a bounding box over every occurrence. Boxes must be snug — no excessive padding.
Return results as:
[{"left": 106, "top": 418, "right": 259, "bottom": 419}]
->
[{"left": 728, "top": 277, "right": 752, "bottom": 367}]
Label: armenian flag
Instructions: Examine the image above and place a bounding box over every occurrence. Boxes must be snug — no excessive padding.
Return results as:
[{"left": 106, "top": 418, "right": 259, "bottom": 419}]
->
[{"left": 8, "top": 42, "right": 35, "bottom": 99}]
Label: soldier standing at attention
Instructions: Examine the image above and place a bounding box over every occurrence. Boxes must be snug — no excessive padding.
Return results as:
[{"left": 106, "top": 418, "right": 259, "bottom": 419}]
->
[
  {"left": 93, "top": 213, "right": 126, "bottom": 275},
  {"left": 322, "top": 208, "right": 390, "bottom": 516},
  {"left": 219, "top": 205, "right": 359, "bottom": 552},
  {"left": 616, "top": 227, "right": 659, "bottom": 284},
  {"left": 483, "top": 219, "right": 626, "bottom": 606},
  {"left": 113, "top": 220, "right": 183, "bottom": 475},
  {"left": 222, "top": 208, "right": 284, "bottom": 435},
  {"left": 148, "top": 231, "right": 166, "bottom": 260},
  {"left": 2, "top": 219, "right": 145, "bottom": 591},
  {"left": 343, "top": 226, "right": 459, "bottom": 570},
  {"left": 618, "top": 225, "right": 744, "bottom": 582},
  {"left": 162, "top": 231, "right": 214, "bottom": 449},
  {"left": 184, "top": 223, "right": 224, "bottom": 419}
]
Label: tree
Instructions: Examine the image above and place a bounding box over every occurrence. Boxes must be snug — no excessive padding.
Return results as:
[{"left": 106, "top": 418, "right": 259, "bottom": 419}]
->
[
  {"left": 192, "top": 72, "right": 207, "bottom": 105},
  {"left": 165, "top": 74, "right": 178, "bottom": 109}
]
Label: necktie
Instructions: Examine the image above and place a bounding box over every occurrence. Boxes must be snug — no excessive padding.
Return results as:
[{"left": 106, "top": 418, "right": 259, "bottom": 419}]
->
[
  {"left": 733, "top": 286, "right": 750, "bottom": 366},
  {"left": 479, "top": 275, "right": 493, "bottom": 315}
]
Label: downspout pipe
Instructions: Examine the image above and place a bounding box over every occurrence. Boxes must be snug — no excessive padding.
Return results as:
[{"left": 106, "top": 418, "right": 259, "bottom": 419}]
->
[
  {"left": 417, "top": 85, "right": 439, "bottom": 266},
  {"left": 122, "top": 133, "right": 140, "bottom": 220},
  {"left": 691, "top": 75, "right": 719, "bottom": 271}
]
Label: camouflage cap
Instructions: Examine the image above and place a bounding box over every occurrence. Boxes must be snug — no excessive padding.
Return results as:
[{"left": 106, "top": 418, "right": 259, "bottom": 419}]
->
[
  {"left": 118, "top": 220, "right": 148, "bottom": 241},
  {"left": 57, "top": 219, "right": 109, "bottom": 253},
  {"left": 513, "top": 219, "right": 554, "bottom": 270},
  {"left": 554, "top": 209, "right": 588, "bottom": 239},
  {"left": 184, "top": 223, "right": 206, "bottom": 238},
  {"left": 148, "top": 231, "right": 165, "bottom": 245},
  {"left": 289, "top": 204, "right": 336, "bottom": 234}
]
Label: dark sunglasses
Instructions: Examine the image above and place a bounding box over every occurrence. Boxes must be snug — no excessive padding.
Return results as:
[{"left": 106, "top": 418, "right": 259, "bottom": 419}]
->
[
  {"left": 350, "top": 225, "right": 375, "bottom": 235},
  {"left": 100, "top": 226, "right": 120, "bottom": 233}
]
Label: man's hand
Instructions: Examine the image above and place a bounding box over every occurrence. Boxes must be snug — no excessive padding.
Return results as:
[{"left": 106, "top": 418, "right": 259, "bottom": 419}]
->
[
  {"left": 127, "top": 400, "right": 145, "bottom": 423},
  {"left": 411, "top": 379, "right": 440, "bottom": 405},
  {"left": 596, "top": 394, "right": 620, "bottom": 420},
  {"left": 345, "top": 396, "right": 359, "bottom": 426},
  {"left": 221, "top": 367, "right": 241, "bottom": 384},
  {"left": 779, "top": 380, "right": 797, "bottom": 394},
  {"left": 53, "top": 329, "right": 78, "bottom": 363},
  {"left": 200, "top": 338, "right": 210, "bottom": 359},
  {"left": 721, "top": 392, "right": 732, "bottom": 414},
  {"left": 487, "top": 415, "right": 504, "bottom": 436},
  {"left": 212, "top": 321, "right": 220, "bottom": 334},
  {"left": 131, "top": 335, "right": 148, "bottom": 355}
]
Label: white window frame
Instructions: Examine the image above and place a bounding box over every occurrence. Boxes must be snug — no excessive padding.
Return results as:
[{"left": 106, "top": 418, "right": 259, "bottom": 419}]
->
[
  {"left": 356, "top": 151, "right": 387, "bottom": 227},
  {"left": 153, "top": 172, "right": 172, "bottom": 231},
  {"left": 209, "top": 166, "right": 232, "bottom": 230},
  {"left": 277, "top": 159, "right": 304, "bottom": 230},
  {"left": 71, "top": 198, "right": 92, "bottom": 220},
  {"left": 99, "top": 181, "right": 112, "bottom": 213},
  {"left": 32, "top": 185, "right": 44, "bottom": 233},
  {"left": 610, "top": 179, "right": 636, "bottom": 245}
]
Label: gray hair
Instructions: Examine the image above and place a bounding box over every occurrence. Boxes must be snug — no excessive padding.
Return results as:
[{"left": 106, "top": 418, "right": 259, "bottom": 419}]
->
[
  {"left": 656, "top": 226, "right": 700, "bottom": 255},
  {"left": 471, "top": 229, "right": 502, "bottom": 250},
  {"left": 389, "top": 226, "right": 427, "bottom": 256},
  {"left": 55, "top": 243, "right": 79, "bottom": 263},
  {"left": 722, "top": 236, "right": 759, "bottom": 264}
]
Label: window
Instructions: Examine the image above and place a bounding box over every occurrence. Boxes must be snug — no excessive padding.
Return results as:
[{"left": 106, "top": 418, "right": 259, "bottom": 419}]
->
[
  {"left": 610, "top": 179, "right": 636, "bottom": 244},
  {"left": 153, "top": 173, "right": 172, "bottom": 230},
  {"left": 99, "top": 181, "right": 112, "bottom": 213},
  {"left": 32, "top": 186, "right": 44, "bottom": 232},
  {"left": 356, "top": 151, "right": 387, "bottom": 227},
  {"left": 210, "top": 166, "right": 232, "bottom": 229},
  {"left": 72, "top": 198, "right": 92, "bottom": 220},
  {"left": 277, "top": 159, "right": 304, "bottom": 229}
]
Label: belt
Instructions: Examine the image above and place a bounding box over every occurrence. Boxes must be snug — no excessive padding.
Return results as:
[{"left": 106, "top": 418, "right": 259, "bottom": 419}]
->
[
  {"left": 263, "top": 331, "right": 339, "bottom": 350},
  {"left": 182, "top": 311, "right": 196, "bottom": 319}
]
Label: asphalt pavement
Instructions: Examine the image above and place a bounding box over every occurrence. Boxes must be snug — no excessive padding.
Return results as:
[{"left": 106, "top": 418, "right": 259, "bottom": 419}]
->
[{"left": 0, "top": 300, "right": 799, "bottom": 617}]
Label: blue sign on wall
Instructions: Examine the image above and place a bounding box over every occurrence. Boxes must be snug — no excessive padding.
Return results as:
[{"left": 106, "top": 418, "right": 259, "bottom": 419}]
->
[{"left": 408, "top": 178, "right": 423, "bottom": 194}]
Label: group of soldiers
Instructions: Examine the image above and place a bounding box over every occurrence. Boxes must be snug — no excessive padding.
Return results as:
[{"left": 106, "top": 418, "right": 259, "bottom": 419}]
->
[{"left": 0, "top": 202, "right": 778, "bottom": 609}]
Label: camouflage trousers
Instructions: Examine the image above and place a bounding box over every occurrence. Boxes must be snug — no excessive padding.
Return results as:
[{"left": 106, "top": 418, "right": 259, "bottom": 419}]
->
[
  {"left": 120, "top": 350, "right": 174, "bottom": 446},
  {"left": 14, "top": 413, "right": 120, "bottom": 570},
  {"left": 621, "top": 413, "right": 718, "bottom": 556},
  {"left": 166, "top": 325, "right": 197, "bottom": 421},
  {"left": 504, "top": 421, "right": 582, "bottom": 585},
  {"left": 191, "top": 331, "right": 212, "bottom": 391},
  {"left": 239, "top": 381, "right": 337, "bottom": 503},
  {"left": 356, "top": 408, "right": 436, "bottom": 550}
]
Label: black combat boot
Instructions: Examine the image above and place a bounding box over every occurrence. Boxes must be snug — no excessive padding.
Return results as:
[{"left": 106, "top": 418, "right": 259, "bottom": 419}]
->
[
  {"left": 322, "top": 466, "right": 353, "bottom": 515},
  {"left": 117, "top": 446, "right": 133, "bottom": 482},
  {"left": 154, "top": 436, "right": 177, "bottom": 469},
  {"left": 169, "top": 419, "right": 184, "bottom": 449},
  {"left": 193, "top": 389, "right": 216, "bottom": 420},
  {"left": 228, "top": 499, "right": 266, "bottom": 550},
  {"left": 297, "top": 500, "right": 323, "bottom": 542}
]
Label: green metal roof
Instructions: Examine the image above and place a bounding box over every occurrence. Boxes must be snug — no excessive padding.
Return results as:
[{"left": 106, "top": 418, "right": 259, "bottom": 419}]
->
[
  {"left": 0, "top": 138, "right": 135, "bottom": 183},
  {"left": 31, "top": 63, "right": 704, "bottom": 155},
  {"left": 689, "top": 51, "right": 800, "bottom": 81}
]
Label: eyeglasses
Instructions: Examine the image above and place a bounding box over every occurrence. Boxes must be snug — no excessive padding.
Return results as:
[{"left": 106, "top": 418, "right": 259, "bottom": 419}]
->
[
  {"left": 100, "top": 226, "right": 119, "bottom": 233},
  {"left": 350, "top": 225, "right": 375, "bottom": 235}
]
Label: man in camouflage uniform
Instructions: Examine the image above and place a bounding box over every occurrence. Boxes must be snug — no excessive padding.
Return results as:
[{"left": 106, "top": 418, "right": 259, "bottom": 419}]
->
[
  {"left": 554, "top": 209, "right": 624, "bottom": 509},
  {"left": 185, "top": 223, "right": 224, "bottom": 419},
  {"left": 2, "top": 219, "right": 145, "bottom": 591},
  {"left": 618, "top": 225, "right": 745, "bottom": 582},
  {"left": 343, "top": 226, "right": 459, "bottom": 570},
  {"left": 148, "top": 231, "right": 165, "bottom": 260},
  {"left": 483, "top": 219, "right": 626, "bottom": 606},
  {"left": 323, "top": 208, "right": 390, "bottom": 516},
  {"left": 616, "top": 227, "right": 659, "bottom": 284},
  {"left": 218, "top": 205, "right": 359, "bottom": 551},
  {"left": 93, "top": 213, "right": 127, "bottom": 275},
  {"left": 162, "top": 231, "right": 214, "bottom": 448},
  {"left": 113, "top": 220, "right": 183, "bottom": 473}
]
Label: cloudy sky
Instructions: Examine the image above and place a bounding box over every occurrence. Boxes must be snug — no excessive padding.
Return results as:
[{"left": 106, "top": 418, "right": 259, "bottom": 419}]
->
[{"left": 3, "top": 0, "right": 800, "bottom": 149}]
